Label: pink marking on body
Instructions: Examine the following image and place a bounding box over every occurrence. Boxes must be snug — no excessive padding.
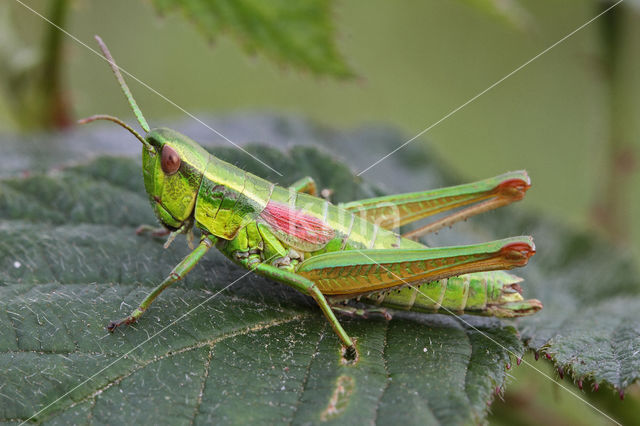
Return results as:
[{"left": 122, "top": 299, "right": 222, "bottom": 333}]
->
[{"left": 261, "top": 201, "right": 335, "bottom": 245}]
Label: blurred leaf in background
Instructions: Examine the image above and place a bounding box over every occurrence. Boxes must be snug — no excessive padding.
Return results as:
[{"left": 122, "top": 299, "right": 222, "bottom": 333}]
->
[
  {"left": 2, "top": 0, "right": 352, "bottom": 130},
  {"left": 150, "top": 0, "right": 354, "bottom": 78}
]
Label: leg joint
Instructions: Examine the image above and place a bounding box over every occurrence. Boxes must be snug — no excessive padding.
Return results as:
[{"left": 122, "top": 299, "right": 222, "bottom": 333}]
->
[{"left": 201, "top": 235, "right": 215, "bottom": 248}]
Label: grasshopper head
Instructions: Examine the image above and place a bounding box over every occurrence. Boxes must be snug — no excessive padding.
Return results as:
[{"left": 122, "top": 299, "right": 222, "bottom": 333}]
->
[
  {"left": 142, "top": 128, "right": 209, "bottom": 230},
  {"left": 79, "top": 36, "right": 212, "bottom": 231}
]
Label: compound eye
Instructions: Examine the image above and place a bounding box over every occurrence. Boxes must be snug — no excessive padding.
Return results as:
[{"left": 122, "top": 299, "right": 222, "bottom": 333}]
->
[{"left": 161, "top": 145, "right": 181, "bottom": 175}]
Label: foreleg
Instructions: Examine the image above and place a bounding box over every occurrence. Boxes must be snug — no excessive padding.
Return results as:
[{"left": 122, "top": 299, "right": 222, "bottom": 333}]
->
[{"left": 107, "top": 234, "right": 217, "bottom": 331}]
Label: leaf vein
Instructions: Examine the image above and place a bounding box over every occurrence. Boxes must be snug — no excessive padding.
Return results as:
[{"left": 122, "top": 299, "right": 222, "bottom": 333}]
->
[
  {"left": 189, "top": 344, "right": 214, "bottom": 426},
  {"left": 289, "top": 321, "right": 324, "bottom": 425},
  {"left": 37, "top": 313, "right": 310, "bottom": 422},
  {"left": 372, "top": 319, "right": 390, "bottom": 424}
]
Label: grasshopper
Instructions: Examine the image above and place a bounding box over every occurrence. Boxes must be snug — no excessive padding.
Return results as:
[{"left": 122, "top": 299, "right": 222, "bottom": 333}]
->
[{"left": 82, "top": 36, "right": 542, "bottom": 356}]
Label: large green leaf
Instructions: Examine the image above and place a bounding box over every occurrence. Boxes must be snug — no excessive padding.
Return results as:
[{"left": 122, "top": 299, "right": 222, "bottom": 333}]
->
[
  {"left": 1, "top": 114, "right": 639, "bottom": 423},
  {"left": 0, "top": 148, "right": 520, "bottom": 424},
  {"left": 149, "top": 0, "right": 354, "bottom": 78}
]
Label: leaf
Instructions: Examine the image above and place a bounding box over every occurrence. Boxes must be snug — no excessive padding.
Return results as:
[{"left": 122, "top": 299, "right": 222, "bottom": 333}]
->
[
  {"left": 488, "top": 213, "right": 640, "bottom": 392},
  {"left": 0, "top": 147, "right": 521, "bottom": 424},
  {"left": 149, "top": 0, "right": 354, "bottom": 78}
]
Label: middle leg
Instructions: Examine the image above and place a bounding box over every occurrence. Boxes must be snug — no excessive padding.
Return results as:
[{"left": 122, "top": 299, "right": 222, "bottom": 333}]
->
[{"left": 288, "top": 176, "right": 318, "bottom": 196}]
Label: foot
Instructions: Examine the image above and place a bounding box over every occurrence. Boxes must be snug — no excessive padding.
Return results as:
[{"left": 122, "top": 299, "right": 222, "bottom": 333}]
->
[
  {"left": 342, "top": 344, "right": 358, "bottom": 363},
  {"left": 106, "top": 316, "right": 136, "bottom": 332}
]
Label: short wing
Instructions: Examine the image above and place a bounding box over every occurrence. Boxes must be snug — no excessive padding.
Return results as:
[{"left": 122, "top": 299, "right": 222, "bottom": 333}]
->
[{"left": 295, "top": 236, "right": 534, "bottom": 295}]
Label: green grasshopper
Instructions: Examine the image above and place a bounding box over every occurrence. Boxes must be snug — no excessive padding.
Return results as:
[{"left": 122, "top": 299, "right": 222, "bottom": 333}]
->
[{"left": 82, "top": 36, "right": 542, "bottom": 356}]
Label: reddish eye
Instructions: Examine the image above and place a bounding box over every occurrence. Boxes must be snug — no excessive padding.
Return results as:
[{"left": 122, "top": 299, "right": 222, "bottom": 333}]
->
[{"left": 161, "top": 145, "right": 181, "bottom": 175}]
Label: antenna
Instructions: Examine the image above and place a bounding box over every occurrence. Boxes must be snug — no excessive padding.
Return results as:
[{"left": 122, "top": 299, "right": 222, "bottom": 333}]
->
[
  {"left": 94, "top": 35, "right": 150, "bottom": 133},
  {"left": 78, "top": 114, "right": 153, "bottom": 151}
]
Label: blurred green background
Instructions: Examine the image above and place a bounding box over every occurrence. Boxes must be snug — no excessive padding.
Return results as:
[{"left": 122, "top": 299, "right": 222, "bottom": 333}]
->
[{"left": 2, "top": 0, "right": 639, "bottom": 424}]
